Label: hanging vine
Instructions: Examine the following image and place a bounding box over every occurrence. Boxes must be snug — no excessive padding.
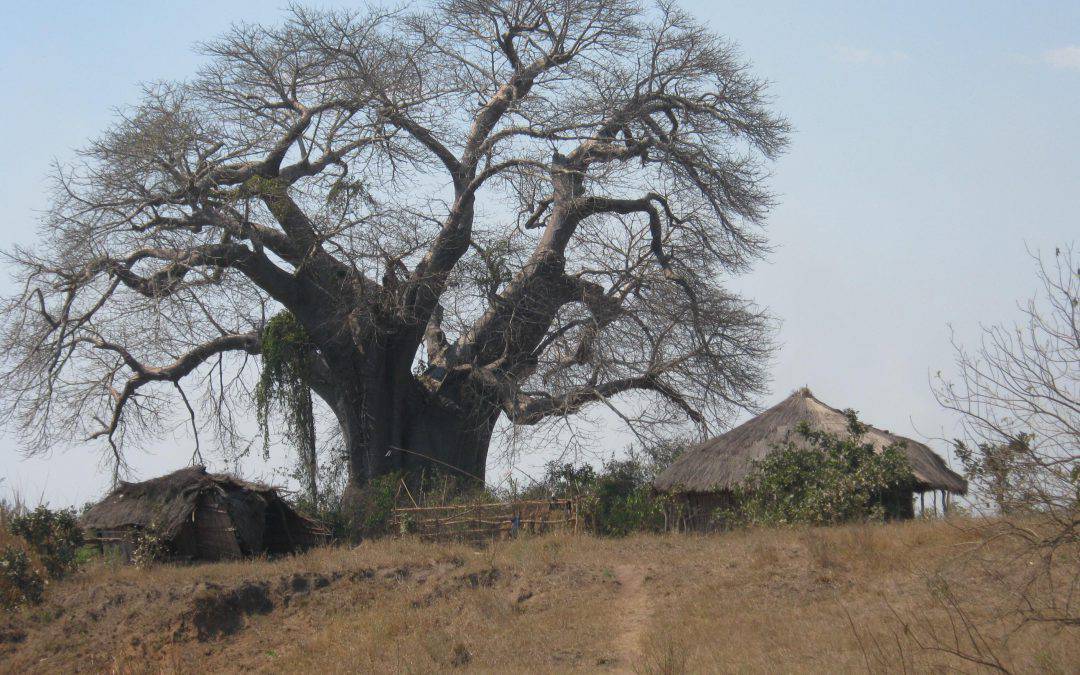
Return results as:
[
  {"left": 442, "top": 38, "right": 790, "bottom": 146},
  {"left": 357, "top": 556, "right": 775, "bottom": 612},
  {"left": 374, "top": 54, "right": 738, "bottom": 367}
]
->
[{"left": 256, "top": 311, "right": 319, "bottom": 502}]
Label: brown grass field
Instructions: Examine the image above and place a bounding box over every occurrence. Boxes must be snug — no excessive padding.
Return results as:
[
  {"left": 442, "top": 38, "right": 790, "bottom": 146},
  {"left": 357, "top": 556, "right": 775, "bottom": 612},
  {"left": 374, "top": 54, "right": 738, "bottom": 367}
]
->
[{"left": 1, "top": 518, "right": 1077, "bottom": 674}]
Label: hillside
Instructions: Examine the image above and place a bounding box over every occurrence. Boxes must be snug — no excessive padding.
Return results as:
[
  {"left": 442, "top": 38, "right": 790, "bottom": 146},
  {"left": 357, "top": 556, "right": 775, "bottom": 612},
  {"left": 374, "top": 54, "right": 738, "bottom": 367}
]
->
[{"left": 1, "top": 519, "right": 1075, "bottom": 673}]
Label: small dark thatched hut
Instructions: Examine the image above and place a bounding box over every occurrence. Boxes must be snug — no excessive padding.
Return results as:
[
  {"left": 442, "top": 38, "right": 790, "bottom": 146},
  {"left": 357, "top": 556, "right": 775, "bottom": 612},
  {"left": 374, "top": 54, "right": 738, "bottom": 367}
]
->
[
  {"left": 653, "top": 388, "right": 967, "bottom": 527},
  {"left": 82, "top": 466, "right": 329, "bottom": 561}
]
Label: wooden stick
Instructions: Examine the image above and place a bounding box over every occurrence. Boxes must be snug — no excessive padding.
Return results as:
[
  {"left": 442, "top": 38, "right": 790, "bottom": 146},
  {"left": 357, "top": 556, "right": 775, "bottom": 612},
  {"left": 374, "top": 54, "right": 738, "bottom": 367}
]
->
[
  {"left": 399, "top": 479, "right": 419, "bottom": 508},
  {"left": 392, "top": 499, "right": 572, "bottom": 513}
]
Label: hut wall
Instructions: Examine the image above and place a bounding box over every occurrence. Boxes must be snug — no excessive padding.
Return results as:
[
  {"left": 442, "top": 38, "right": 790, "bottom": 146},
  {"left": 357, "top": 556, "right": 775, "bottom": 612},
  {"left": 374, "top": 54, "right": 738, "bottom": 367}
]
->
[
  {"left": 875, "top": 487, "right": 916, "bottom": 520},
  {"left": 91, "top": 528, "right": 137, "bottom": 562},
  {"left": 222, "top": 489, "right": 267, "bottom": 555},
  {"left": 192, "top": 491, "right": 243, "bottom": 560},
  {"left": 262, "top": 500, "right": 299, "bottom": 554},
  {"left": 666, "top": 491, "right": 738, "bottom": 532},
  {"left": 262, "top": 498, "right": 328, "bottom": 553},
  {"left": 170, "top": 521, "right": 202, "bottom": 559}
]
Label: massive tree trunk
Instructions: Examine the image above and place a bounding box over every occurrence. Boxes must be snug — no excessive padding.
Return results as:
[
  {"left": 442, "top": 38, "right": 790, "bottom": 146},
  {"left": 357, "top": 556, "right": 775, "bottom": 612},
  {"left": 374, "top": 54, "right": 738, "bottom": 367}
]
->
[{"left": 323, "top": 339, "right": 500, "bottom": 509}]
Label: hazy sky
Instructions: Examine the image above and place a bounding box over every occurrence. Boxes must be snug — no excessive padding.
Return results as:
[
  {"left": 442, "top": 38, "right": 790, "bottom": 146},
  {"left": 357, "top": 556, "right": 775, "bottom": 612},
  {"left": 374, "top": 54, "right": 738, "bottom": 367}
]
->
[{"left": 1, "top": 1, "right": 1077, "bottom": 506}]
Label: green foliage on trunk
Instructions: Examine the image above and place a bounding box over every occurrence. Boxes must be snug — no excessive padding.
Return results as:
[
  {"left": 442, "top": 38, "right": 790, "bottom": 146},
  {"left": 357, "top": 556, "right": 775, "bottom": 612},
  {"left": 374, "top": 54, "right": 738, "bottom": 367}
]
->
[
  {"left": 352, "top": 472, "right": 405, "bottom": 537},
  {"left": 256, "top": 311, "right": 318, "bottom": 499}
]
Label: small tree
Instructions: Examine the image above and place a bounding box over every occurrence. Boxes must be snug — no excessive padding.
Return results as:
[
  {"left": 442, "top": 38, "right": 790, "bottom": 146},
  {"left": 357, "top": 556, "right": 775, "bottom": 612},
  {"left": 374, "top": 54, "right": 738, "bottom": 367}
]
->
[
  {"left": 952, "top": 434, "right": 1032, "bottom": 516},
  {"left": 934, "top": 244, "right": 1079, "bottom": 629},
  {"left": 536, "top": 461, "right": 597, "bottom": 500},
  {"left": 0, "top": 545, "right": 45, "bottom": 609},
  {"left": 0, "top": 501, "right": 46, "bottom": 609},
  {"left": 936, "top": 246, "right": 1077, "bottom": 519},
  {"left": 1, "top": 504, "right": 84, "bottom": 609},
  {"left": 735, "top": 413, "right": 915, "bottom": 526},
  {"left": 585, "top": 459, "right": 665, "bottom": 535}
]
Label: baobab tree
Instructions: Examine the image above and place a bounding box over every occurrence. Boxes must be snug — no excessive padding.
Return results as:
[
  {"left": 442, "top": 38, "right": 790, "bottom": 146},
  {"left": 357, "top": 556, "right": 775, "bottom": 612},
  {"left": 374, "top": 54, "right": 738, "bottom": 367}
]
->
[{"left": 0, "top": 0, "right": 787, "bottom": 506}]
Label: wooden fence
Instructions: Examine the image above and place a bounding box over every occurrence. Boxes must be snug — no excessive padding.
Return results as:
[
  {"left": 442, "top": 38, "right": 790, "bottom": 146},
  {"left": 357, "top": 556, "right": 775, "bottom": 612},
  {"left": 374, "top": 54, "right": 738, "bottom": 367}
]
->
[{"left": 390, "top": 498, "right": 580, "bottom": 545}]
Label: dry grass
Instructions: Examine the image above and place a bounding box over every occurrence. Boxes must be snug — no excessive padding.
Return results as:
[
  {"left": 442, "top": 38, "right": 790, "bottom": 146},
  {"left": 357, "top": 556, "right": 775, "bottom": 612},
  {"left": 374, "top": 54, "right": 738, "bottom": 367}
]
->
[
  {"left": 635, "top": 521, "right": 1076, "bottom": 674},
  {"left": 0, "top": 519, "right": 1076, "bottom": 673}
]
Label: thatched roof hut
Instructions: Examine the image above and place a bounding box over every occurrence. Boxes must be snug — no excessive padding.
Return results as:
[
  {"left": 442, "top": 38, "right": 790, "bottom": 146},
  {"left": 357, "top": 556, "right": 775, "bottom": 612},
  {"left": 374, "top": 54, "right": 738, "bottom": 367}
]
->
[
  {"left": 82, "top": 466, "right": 329, "bottom": 561},
  {"left": 654, "top": 387, "right": 967, "bottom": 496}
]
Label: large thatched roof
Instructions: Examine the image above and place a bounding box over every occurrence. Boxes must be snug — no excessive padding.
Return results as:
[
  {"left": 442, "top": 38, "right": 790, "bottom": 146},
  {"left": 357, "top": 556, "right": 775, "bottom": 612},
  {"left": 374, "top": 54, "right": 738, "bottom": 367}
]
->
[
  {"left": 654, "top": 388, "right": 967, "bottom": 495},
  {"left": 81, "top": 465, "right": 323, "bottom": 540}
]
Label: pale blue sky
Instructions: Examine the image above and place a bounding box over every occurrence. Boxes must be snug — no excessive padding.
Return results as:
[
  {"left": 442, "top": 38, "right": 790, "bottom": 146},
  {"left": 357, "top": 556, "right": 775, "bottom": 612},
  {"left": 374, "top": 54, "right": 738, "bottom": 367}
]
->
[{"left": 1, "top": 1, "right": 1077, "bottom": 506}]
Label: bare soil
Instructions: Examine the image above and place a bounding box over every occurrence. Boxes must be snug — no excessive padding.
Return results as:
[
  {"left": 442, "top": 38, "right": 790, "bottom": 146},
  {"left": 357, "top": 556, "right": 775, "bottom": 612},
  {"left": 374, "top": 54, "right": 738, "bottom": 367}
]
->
[{"left": 612, "top": 564, "right": 651, "bottom": 671}]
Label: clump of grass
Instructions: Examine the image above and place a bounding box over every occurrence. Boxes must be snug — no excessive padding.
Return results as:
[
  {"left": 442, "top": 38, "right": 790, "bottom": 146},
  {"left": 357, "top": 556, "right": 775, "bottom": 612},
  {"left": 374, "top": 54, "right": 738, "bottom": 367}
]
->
[{"left": 640, "top": 635, "right": 692, "bottom": 675}]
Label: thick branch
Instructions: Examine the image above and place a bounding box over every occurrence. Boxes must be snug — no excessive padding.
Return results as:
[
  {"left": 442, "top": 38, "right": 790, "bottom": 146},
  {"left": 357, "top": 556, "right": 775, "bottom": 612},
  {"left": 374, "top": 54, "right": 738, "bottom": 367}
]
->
[
  {"left": 87, "top": 331, "right": 261, "bottom": 444},
  {"left": 501, "top": 374, "right": 704, "bottom": 426}
]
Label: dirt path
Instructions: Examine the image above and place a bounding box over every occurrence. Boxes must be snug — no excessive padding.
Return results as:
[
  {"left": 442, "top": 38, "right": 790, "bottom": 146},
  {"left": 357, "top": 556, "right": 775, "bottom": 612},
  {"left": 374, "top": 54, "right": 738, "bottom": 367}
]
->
[{"left": 612, "top": 564, "right": 651, "bottom": 672}]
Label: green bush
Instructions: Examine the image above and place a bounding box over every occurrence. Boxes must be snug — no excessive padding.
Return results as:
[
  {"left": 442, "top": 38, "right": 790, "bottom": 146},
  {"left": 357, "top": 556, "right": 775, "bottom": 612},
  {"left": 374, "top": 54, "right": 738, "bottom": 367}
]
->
[
  {"left": 733, "top": 412, "right": 915, "bottom": 526},
  {"left": 9, "top": 506, "right": 84, "bottom": 578},
  {"left": 0, "top": 545, "right": 45, "bottom": 609},
  {"left": 585, "top": 460, "right": 668, "bottom": 536},
  {"left": 535, "top": 458, "right": 671, "bottom": 537},
  {"left": 340, "top": 472, "right": 404, "bottom": 538}
]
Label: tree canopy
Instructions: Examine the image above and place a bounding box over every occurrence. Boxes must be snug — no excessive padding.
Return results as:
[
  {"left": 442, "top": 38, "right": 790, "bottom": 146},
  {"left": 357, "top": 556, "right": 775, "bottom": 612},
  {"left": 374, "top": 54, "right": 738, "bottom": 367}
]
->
[{"left": 0, "top": 0, "right": 788, "bottom": 491}]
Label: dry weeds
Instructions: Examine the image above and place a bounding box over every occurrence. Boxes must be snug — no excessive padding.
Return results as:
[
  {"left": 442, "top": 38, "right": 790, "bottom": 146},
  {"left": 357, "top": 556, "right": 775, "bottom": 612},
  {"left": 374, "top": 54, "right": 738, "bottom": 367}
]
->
[{"left": 0, "top": 519, "right": 1075, "bottom": 673}]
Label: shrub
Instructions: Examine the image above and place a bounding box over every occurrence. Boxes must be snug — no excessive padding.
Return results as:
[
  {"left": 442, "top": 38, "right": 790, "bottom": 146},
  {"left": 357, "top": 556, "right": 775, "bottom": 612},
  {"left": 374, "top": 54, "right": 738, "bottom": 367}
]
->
[
  {"left": 0, "top": 545, "right": 45, "bottom": 609},
  {"left": 734, "top": 412, "right": 915, "bottom": 526},
  {"left": 130, "top": 529, "right": 167, "bottom": 569},
  {"left": 1, "top": 503, "right": 87, "bottom": 609},
  {"left": 340, "top": 471, "right": 405, "bottom": 538},
  {"left": 281, "top": 445, "right": 353, "bottom": 540},
  {"left": 535, "top": 458, "right": 670, "bottom": 536},
  {"left": 584, "top": 460, "right": 668, "bottom": 536},
  {"left": 294, "top": 496, "right": 351, "bottom": 542},
  {"left": 1, "top": 501, "right": 47, "bottom": 609},
  {"left": 9, "top": 506, "right": 84, "bottom": 578}
]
